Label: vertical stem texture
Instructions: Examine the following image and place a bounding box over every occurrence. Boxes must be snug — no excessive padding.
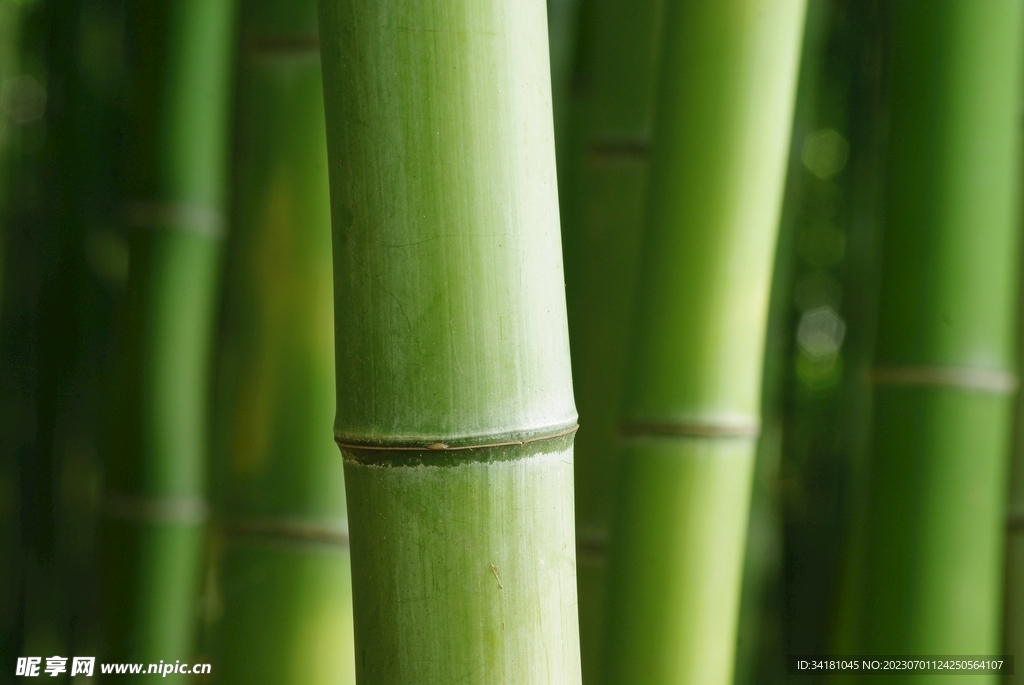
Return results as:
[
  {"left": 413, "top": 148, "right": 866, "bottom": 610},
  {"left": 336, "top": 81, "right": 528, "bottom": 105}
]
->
[
  {"left": 101, "top": 0, "right": 235, "bottom": 677},
  {"left": 604, "top": 0, "right": 806, "bottom": 683},
  {"left": 207, "top": 0, "right": 354, "bottom": 683},
  {"left": 317, "top": 0, "right": 581, "bottom": 683},
  {"left": 864, "top": 0, "right": 1022, "bottom": 676}
]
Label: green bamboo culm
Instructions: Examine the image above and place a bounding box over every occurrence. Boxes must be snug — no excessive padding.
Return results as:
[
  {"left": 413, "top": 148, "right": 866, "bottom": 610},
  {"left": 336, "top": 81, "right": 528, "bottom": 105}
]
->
[
  {"left": 0, "top": 0, "right": 17, "bottom": 307},
  {"left": 206, "top": 0, "right": 354, "bottom": 682},
  {"left": 556, "top": 0, "right": 665, "bottom": 682},
  {"left": 862, "top": 0, "right": 1022, "bottom": 672},
  {"left": 100, "top": 0, "right": 235, "bottom": 677},
  {"left": 545, "top": 0, "right": 581, "bottom": 151},
  {"left": 603, "top": 1, "right": 806, "bottom": 684},
  {"left": 317, "top": 1, "right": 581, "bottom": 683},
  {"left": 0, "top": 0, "right": 24, "bottom": 659}
]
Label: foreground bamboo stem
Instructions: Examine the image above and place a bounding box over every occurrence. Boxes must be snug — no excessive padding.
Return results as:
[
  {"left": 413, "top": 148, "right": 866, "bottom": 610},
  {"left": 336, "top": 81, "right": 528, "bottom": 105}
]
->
[
  {"left": 317, "top": 0, "right": 581, "bottom": 682},
  {"left": 206, "top": 0, "right": 354, "bottom": 683},
  {"left": 863, "top": 0, "right": 1022, "bottom": 669},
  {"left": 603, "top": 1, "right": 806, "bottom": 683},
  {"left": 100, "top": 0, "right": 235, "bottom": 677}
]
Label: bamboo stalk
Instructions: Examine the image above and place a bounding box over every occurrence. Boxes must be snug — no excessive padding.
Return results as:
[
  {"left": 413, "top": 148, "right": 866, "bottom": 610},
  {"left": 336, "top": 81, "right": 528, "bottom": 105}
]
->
[
  {"left": 545, "top": 0, "right": 581, "bottom": 155},
  {"left": 862, "top": 0, "right": 1023, "bottom": 669},
  {"left": 100, "top": 0, "right": 235, "bottom": 675},
  {"left": 554, "top": 1, "right": 665, "bottom": 683},
  {"left": 19, "top": 0, "right": 87, "bottom": 662},
  {"left": 205, "top": 0, "right": 354, "bottom": 682},
  {"left": 602, "top": 1, "right": 806, "bottom": 683},
  {"left": 0, "top": 0, "right": 15, "bottom": 303},
  {"left": 763, "top": 0, "right": 888, "bottom": 665},
  {"left": 0, "top": 0, "right": 25, "bottom": 661},
  {"left": 317, "top": 0, "right": 581, "bottom": 682}
]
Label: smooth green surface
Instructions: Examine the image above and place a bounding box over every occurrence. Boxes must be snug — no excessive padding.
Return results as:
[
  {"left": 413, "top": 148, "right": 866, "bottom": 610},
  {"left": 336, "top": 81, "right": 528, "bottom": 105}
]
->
[
  {"left": 874, "top": 2, "right": 1020, "bottom": 372},
  {"left": 124, "top": 0, "right": 236, "bottom": 209},
  {"left": 101, "top": 520, "right": 205, "bottom": 668},
  {"left": 211, "top": 0, "right": 341, "bottom": 528},
  {"left": 213, "top": 543, "right": 355, "bottom": 685},
  {"left": 606, "top": 439, "right": 756, "bottom": 684},
  {"left": 101, "top": 0, "right": 235, "bottom": 678},
  {"left": 319, "top": 0, "right": 575, "bottom": 446},
  {"left": 555, "top": 0, "right": 664, "bottom": 682},
  {"left": 605, "top": 0, "right": 806, "bottom": 683},
  {"left": 623, "top": 0, "right": 807, "bottom": 428},
  {"left": 208, "top": 1, "right": 353, "bottom": 682},
  {"left": 106, "top": 232, "right": 221, "bottom": 497},
  {"left": 343, "top": 447, "right": 580, "bottom": 684},
  {"left": 546, "top": 0, "right": 581, "bottom": 154},
  {"left": 862, "top": 0, "right": 1022, "bottom": 670},
  {"left": 867, "top": 391, "right": 1009, "bottom": 653},
  {"left": 571, "top": 164, "right": 648, "bottom": 684}
]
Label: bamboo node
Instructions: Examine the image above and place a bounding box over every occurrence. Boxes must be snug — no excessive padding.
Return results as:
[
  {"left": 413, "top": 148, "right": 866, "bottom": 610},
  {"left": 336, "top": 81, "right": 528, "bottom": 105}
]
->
[
  {"left": 576, "top": 526, "right": 608, "bottom": 560},
  {"left": 102, "top": 492, "right": 208, "bottom": 524},
  {"left": 870, "top": 365, "right": 1018, "bottom": 393},
  {"left": 589, "top": 137, "right": 651, "bottom": 162},
  {"left": 125, "top": 200, "right": 226, "bottom": 239},
  {"left": 335, "top": 423, "right": 579, "bottom": 452},
  {"left": 618, "top": 419, "right": 760, "bottom": 440},
  {"left": 335, "top": 424, "right": 578, "bottom": 465},
  {"left": 221, "top": 517, "right": 349, "bottom": 547}
]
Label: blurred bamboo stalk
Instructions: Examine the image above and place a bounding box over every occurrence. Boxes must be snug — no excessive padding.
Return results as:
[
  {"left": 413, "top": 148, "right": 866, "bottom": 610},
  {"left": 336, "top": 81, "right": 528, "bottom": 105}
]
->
[
  {"left": 16, "top": 0, "right": 87, "bottom": 663},
  {"left": 554, "top": 0, "right": 665, "bottom": 683},
  {"left": 545, "top": 0, "right": 581, "bottom": 156},
  {"left": 99, "top": 0, "right": 235, "bottom": 676},
  {"left": 0, "top": 0, "right": 16, "bottom": 301},
  {"left": 205, "top": 0, "right": 354, "bottom": 682},
  {"left": 602, "top": 0, "right": 806, "bottom": 683},
  {"left": 0, "top": 0, "right": 27, "bottom": 664},
  {"left": 862, "top": 0, "right": 1023, "bottom": 673},
  {"left": 317, "top": 0, "right": 582, "bottom": 682}
]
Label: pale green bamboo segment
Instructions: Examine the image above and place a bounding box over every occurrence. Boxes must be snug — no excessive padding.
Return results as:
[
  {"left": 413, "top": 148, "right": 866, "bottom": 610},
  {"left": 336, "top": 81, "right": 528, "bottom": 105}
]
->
[
  {"left": 625, "top": 0, "right": 806, "bottom": 426},
  {"left": 102, "top": 0, "right": 235, "bottom": 679},
  {"left": 863, "top": 1, "right": 1023, "bottom": 675},
  {"left": 342, "top": 445, "right": 580, "bottom": 685},
  {"left": 606, "top": 439, "right": 755, "bottom": 685},
  {"left": 213, "top": 544, "right": 355, "bottom": 685},
  {"left": 318, "top": 0, "right": 575, "bottom": 446},
  {"left": 605, "top": 0, "right": 806, "bottom": 683},
  {"left": 208, "top": 0, "right": 353, "bottom": 682},
  {"left": 319, "top": 0, "right": 580, "bottom": 682}
]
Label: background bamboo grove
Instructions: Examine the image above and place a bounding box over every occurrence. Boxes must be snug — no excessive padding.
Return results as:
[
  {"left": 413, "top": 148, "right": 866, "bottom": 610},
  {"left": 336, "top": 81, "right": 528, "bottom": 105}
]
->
[{"left": 2, "top": 0, "right": 1024, "bottom": 684}]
